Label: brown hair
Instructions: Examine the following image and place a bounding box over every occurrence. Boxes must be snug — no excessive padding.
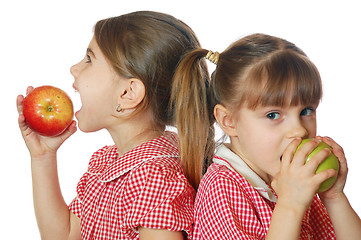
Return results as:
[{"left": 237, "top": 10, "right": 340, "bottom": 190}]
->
[
  {"left": 211, "top": 33, "right": 322, "bottom": 111},
  {"left": 93, "top": 11, "right": 209, "bottom": 189},
  {"left": 171, "top": 49, "right": 215, "bottom": 188},
  {"left": 172, "top": 34, "right": 323, "bottom": 181}
]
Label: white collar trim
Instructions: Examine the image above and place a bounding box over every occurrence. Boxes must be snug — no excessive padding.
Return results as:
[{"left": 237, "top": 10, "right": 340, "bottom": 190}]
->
[{"left": 214, "top": 144, "right": 277, "bottom": 202}]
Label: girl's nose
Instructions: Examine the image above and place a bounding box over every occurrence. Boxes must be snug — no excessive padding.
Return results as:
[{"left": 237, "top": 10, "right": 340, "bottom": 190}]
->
[
  {"left": 70, "top": 63, "right": 79, "bottom": 78},
  {"left": 286, "top": 119, "right": 308, "bottom": 139}
]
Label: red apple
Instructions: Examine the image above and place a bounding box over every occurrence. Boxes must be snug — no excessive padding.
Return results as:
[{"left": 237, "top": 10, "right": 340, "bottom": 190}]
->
[
  {"left": 296, "top": 138, "right": 339, "bottom": 192},
  {"left": 22, "top": 85, "right": 74, "bottom": 137}
]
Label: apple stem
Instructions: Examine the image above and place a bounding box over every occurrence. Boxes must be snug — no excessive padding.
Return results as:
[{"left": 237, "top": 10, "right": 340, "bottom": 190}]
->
[{"left": 47, "top": 106, "right": 54, "bottom": 112}]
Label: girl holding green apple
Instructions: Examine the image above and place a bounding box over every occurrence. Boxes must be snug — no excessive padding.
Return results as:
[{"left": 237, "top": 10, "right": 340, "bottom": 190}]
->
[{"left": 174, "top": 33, "right": 361, "bottom": 239}]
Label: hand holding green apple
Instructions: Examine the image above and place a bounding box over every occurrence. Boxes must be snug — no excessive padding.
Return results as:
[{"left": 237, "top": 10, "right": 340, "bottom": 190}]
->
[
  {"left": 296, "top": 138, "right": 340, "bottom": 193},
  {"left": 22, "top": 85, "right": 74, "bottom": 137}
]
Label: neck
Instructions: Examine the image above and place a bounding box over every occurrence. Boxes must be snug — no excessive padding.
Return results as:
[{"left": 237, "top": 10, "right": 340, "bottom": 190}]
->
[
  {"left": 107, "top": 110, "right": 165, "bottom": 155},
  {"left": 227, "top": 140, "right": 273, "bottom": 185}
]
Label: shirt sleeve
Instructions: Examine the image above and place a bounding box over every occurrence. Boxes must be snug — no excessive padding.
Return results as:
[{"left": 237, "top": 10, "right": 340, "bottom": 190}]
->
[
  {"left": 194, "top": 170, "right": 265, "bottom": 240},
  {"left": 122, "top": 157, "right": 195, "bottom": 238},
  {"left": 123, "top": 158, "right": 195, "bottom": 236},
  {"left": 308, "top": 196, "right": 336, "bottom": 239},
  {"left": 68, "top": 172, "right": 87, "bottom": 219}
]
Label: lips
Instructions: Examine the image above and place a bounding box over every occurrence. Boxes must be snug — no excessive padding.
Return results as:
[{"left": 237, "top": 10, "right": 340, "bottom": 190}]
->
[
  {"left": 72, "top": 83, "right": 82, "bottom": 118},
  {"left": 75, "top": 107, "right": 82, "bottom": 119}
]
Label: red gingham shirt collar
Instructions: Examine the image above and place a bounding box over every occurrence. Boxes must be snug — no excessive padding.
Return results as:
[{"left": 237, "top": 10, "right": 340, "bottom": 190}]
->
[{"left": 90, "top": 132, "right": 180, "bottom": 182}]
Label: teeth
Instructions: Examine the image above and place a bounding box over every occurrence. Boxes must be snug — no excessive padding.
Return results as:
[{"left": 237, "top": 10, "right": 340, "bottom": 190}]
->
[{"left": 72, "top": 84, "right": 79, "bottom": 93}]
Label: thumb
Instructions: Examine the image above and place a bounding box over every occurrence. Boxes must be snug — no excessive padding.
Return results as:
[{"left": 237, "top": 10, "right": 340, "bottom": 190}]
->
[{"left": 57, "top": 120, "right": 77, "bottom": 143}]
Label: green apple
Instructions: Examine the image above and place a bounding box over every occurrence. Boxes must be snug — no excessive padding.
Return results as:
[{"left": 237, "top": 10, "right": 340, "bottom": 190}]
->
[{"left": 296, "top": 138, "right": 339, "bottom": 193}]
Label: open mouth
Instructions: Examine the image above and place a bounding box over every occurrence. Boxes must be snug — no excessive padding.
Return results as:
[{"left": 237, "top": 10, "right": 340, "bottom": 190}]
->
[
  {"left": 72, "top": 84, "right": 79, "bottom": 92},
  {"left": 72, "top": 84, "right": 82, "bottom": 117}
]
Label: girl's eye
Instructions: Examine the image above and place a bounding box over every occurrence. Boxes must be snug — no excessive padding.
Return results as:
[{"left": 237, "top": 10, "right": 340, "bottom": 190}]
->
[
  {"left": 85, "top": 55, "right": 91, "bottom": 63},
  {"left": 301, "top": 107, "right": 314, "bottom": 116},
  {"left": 266, "top": 112, "right": 281, "bottom": 120}
]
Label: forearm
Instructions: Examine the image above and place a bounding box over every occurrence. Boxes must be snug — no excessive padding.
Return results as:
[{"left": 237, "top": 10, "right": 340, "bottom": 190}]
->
[
  {"left": 323, "top": 193, "right": 361, "bottom": 240},
  {"left": 31, "top": 153, "right": 72, "bottom": 240},
  {"left": 266, "top": 201, "right": 306, "bottom": 240}
]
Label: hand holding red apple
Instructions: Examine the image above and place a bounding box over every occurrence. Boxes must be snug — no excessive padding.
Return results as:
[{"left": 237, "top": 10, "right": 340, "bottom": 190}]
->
[
  {"left": 22, "top": 85, "right": 74, "bottom": 137},
  {"left": 17, "top": 86, "right": 77, "bottom": 159}
]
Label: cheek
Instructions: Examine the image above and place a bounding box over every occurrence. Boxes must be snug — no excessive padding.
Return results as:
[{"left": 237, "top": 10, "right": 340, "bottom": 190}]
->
[
  {"left": 305, "top": 119, "right": 317, "bottom": 137},
  {"left": 246, "top": 130, "right": 282, "bottom": 163}
]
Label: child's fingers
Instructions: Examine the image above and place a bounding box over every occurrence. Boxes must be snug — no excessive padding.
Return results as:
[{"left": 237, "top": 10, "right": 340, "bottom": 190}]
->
[
  {"left": 18, "top": 114, "right": 33, "bottom": 138},
  {"left": 313, "top": 168, "right": 338, "bottom": 186},
  {"left": 18, "top": 113, "right": 26, "bottom": 130},
  {"left": 281, "top": 138, "right": 302, "bottom": 167},
  {"left": 16, "top": 94, "right": 24, "bottom": 114},
  {"left": 17, "top": 87, "right": 36, "bottom": 138},
  {"left": 304, "top": 147, "right": 332, "bottom": 172},
  {"left": 291, "top": 138, "right": 320, "bottom": 168},
  {"left": 318, "top": 136, "right": 347, "bottom": 174},
  {"left": 53, "top": 121, "right": 77, "bottom": 146},
  {"left": 17, "top": 86, "right": 34, "bottom": 114},
  {"left": 332, "top": 146, "right": 347, "bottom": 175},
  {"left": 26, "top": 86, "right": 34, "bottom": 95},
  {"left": 321, "top": 136, "right": 344, "bottom": 152},
  {"left": 61, "top": 121, "right": 77, "bottom": 140},
  {"left": 17, "top": 94, "right": 31, "bottom": 136}
]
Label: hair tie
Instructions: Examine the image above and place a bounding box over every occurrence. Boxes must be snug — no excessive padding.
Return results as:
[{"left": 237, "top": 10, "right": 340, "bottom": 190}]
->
[{"left": 206, "top": 50, "right": 219, "bottom": 64}]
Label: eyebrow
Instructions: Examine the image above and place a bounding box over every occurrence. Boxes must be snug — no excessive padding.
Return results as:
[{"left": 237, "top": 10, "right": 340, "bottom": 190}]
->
[{"left": 86, "top": 48, "right": 96, "bottom": 58}]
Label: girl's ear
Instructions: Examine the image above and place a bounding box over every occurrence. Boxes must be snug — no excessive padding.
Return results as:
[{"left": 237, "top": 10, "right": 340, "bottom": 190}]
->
[
  {"left": 214, "top": 104, "right": 238, "bottom": 137},
  {"left": 118, "top": 78, "right": 145, "bottom": 110}
]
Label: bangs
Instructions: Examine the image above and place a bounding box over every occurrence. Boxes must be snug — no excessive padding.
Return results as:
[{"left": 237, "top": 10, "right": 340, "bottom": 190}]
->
[{"left": 241, "top": 50, "right": 322, "bottom": 109}]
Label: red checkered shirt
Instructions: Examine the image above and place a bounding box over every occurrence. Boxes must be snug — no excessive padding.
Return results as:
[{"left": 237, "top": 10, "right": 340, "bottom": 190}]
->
[
  {"left": 193, "top": 156, "right": 336, "bottom": 239},
  {"left": 69, "top": 132, "right": 195, "bottom": 239}
]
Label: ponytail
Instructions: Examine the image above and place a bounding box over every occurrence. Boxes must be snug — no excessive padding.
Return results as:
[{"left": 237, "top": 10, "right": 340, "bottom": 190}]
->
[{"left": 171, "top": 49, "right": 215, "bottom": 189}]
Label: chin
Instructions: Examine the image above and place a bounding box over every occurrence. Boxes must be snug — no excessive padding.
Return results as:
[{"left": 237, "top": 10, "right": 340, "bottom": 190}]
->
[{"left": 77, "top": 122, "right": 93, "bottom": 133}]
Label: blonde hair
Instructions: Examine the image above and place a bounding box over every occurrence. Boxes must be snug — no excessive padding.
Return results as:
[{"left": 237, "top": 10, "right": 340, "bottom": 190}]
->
[{"left": 93, "top": 11, "right": 209, "bottom": 189}]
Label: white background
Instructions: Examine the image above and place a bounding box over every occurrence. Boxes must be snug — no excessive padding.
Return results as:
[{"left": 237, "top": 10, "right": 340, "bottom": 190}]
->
[{"left": 1, "top": 0, "right": 360, "bottom": 238}]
